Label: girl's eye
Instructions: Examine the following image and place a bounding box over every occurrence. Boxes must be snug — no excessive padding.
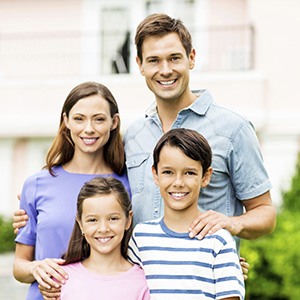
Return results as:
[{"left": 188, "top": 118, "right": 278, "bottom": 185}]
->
[
  {"left": 110, "top": 216, "right": 120, "bottom": 222},
  {"left": 74, "top": 117, "right": 83, "bottom": 121},
  {"left": 87, "top": 218, "right": 97, "bottom": 223}
]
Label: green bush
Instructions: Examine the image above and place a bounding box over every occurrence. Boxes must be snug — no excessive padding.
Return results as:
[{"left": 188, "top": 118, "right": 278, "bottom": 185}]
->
[
  {"left": 0, "top": 215, "right": 15, "bottom": 253},
  {"left": 241, "top": 153, "right": 300, "bottom": 300}
]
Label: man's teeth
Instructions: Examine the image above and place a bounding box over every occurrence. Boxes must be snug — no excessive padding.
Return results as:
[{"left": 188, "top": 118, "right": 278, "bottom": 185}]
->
[{"left": 160, "top": 80, "right": 175, "bottom": 85}]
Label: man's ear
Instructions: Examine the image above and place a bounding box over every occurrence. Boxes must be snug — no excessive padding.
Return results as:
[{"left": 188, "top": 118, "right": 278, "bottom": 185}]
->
[
  {"left": 151, "top": 165, "right": 159, "bottom": 186},
  {"left": 136, "top": 56, "right": 145, "bottom": 76},
  {"left": 189, "top": 48, "right": 196, "bottom": 70},
  {"left": 201, "top": 167, "right": 213, "bottom": 188}
]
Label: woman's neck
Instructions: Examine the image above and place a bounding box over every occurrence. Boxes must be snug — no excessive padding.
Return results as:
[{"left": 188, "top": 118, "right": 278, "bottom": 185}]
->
[{"left": 63, "top": 153, "right": 113, "bottom": 174}]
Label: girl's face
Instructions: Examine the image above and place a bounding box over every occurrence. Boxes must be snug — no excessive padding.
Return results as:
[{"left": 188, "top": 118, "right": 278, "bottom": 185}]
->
[
  {"left": 64, "top": 94, "right": 119, "bottom": 158},
  {"left": 78, "top": 193, "right": 132, "bottom": 259}
]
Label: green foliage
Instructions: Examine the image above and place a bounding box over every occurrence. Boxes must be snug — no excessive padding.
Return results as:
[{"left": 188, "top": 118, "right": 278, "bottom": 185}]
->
[
  {"left": 0, "top": 215, "right": 15, "bottom": 253},
  {"left": 241, "top": 153, "right": 300, "bottom": 300},
  {"left": 282, "top": 152, "right": 300, "bottom": 211}
]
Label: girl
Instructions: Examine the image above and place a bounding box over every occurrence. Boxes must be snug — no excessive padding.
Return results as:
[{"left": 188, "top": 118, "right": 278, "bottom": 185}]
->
[
  {"left": 56, "top": 177, "right": 149, "bottom": 299},
  {"left": 13, "top": 81, "right": 131, "bottom": 300}
]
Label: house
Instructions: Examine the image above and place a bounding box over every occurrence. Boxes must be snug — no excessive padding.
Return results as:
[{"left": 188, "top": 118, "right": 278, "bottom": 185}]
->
[{"left": 0, "top": 0, "right": 299, "bottom": 216}]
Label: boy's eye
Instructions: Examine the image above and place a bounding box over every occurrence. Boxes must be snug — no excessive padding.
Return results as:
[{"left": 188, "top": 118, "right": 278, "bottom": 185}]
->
[
  {"left": 186, "top": 171, "right": 196, "bottom": 176},
  {"left": 162, "top": 170, "right": 172, "bottom": 175}
]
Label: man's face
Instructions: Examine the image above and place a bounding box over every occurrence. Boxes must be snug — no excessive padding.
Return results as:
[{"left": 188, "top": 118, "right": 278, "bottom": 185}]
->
[{"left": 136, "top": 32, "right": 195, "bottom": 104}]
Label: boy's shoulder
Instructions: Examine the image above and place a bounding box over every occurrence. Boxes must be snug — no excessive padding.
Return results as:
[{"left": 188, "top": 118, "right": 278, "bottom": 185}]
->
[{"left": 133, "top": 218, "right": 162, "bottom": 232}]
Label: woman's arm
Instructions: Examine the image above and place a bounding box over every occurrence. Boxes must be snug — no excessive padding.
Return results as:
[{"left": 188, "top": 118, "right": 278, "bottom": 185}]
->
[{"left": 13, "top": 243, "right": 68, "bottom": 289}]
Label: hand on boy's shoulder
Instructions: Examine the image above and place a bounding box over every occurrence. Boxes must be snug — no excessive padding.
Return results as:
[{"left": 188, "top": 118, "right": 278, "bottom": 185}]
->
[{"left": 188, "top": 210, "right": 241, "bottom": 239}]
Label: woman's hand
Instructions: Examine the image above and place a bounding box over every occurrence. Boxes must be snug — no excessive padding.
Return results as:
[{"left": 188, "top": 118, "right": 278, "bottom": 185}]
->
[
  {"left": 30, "top": 258, "right": 68, "bottom": 290},
  {"left": 39, "top": 284, "right": 62, "bottom": 300}
]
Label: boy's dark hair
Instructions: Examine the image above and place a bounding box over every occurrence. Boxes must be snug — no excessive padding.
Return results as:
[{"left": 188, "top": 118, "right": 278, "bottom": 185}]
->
[
  {"left": 135, "top": 13, "right": 193, "bottom": 62},
  {"left": 153, "top": 128, "right": 212, "bottom": 176}
]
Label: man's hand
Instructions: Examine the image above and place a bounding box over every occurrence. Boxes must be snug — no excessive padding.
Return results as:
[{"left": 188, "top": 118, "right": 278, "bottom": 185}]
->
[
  {"left": 188, "top": 210, "right": 241, "bottom": 239},
  {"left": 240, "top": 257, "right": 249, "bottom": 280},
  {"left": 12, "top": 209, "right": 29, "bottom": 234}
]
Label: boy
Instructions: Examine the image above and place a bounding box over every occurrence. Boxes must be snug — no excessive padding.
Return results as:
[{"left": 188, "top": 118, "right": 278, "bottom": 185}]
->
[{"left": 128, "top": 128, "right": 245, "bottom": 299}]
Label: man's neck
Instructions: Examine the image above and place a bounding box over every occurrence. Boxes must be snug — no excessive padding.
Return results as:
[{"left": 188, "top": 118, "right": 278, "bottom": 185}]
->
[{"left": 156, "top": 91, "right": 197, "bottom": 132}]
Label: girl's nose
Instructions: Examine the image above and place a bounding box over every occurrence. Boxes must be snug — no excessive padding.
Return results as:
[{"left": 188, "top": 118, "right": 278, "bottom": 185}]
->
[{"left": 98, "top": 220, "right": 109, "bottom": 232}]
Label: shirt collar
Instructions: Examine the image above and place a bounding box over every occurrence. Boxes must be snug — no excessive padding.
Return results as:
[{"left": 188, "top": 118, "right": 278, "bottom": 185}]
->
[{"left": 145, "top": 89, "right": 213, "bottom": 118}]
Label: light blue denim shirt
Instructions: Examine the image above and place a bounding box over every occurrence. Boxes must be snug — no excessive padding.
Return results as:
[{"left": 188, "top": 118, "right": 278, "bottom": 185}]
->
[{"left": 124, "top": 89, "right": 272, "bottom": 247}]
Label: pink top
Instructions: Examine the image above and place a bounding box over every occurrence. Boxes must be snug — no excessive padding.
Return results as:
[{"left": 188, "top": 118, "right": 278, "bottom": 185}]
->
[{"left": 61, "top": 262, "right": 150, "bottom": 300}]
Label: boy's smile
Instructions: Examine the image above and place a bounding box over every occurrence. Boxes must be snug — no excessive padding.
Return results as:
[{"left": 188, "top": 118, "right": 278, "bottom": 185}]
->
[{"left": 152, "top": 145, "right": 211, "bottom": 216}]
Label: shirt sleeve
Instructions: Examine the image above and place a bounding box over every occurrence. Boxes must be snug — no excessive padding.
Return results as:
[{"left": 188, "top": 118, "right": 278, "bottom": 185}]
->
[
  {"left": 15, "top": 174, "right": 38, "bottom": 246},
  {"left": 127, "top": 226, "right": 143, "bottom": 267},
  {"left": 229, "top": 120, "right": 272, "bottom": 200},
  {"left": 214, "top": 231, "right": 245, "bottom": 300}
]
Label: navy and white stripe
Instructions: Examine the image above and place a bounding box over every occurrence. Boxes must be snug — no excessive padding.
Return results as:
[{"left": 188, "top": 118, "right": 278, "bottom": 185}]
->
[{"left": 128, "top": 218, "right": 244, "bottom": 299}]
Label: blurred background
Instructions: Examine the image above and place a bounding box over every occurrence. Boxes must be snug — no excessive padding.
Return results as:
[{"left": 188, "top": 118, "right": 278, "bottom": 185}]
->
[{"left": 0, "top": 0, "right": 299, "bottom": 299}]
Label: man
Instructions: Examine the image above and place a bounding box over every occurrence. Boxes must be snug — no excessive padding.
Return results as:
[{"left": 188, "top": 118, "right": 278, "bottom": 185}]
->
[
  {"left": 14, "top": 14, "right": 275, "bottom": 248},
  {"left": 123, "top": 13, "right": 276, "bottom": 248}
]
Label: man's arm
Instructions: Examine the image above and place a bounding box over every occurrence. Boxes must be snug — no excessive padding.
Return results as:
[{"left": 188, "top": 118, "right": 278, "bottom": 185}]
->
[{"left": 189, "top": 191, "right": 276, "bottom": 239}]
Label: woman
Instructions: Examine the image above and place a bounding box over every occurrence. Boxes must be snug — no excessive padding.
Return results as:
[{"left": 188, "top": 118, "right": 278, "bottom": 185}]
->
[{"left": 13, "top": 81, "right": 130, "bottom": 300}]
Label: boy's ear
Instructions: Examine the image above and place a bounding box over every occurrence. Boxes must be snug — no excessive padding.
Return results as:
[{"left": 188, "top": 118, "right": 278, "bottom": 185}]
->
[
  {"left": 151, "top": 166, "right": 159, "bottom": 186},
  {"left": 201, "top": 167, "right": 213, "bottom": 188}
]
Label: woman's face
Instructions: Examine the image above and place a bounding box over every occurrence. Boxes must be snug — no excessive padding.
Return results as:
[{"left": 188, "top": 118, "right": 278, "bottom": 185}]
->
[{"left": 64, "top": 95, "right": 118, "bottom": 158}]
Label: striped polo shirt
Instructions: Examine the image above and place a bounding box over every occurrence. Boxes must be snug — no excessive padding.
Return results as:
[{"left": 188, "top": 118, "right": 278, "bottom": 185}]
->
[{"left": 128, "top": 218, "right": 245, "bottom": 299}]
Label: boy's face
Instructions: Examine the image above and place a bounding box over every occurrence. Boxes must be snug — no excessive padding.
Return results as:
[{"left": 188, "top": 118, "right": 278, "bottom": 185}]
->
[
  {"left": 152, "top": 145, "right": 212, "bottom": 214},
  {"left": 136, "top": 32, "right": 195, "bottom": 104}
]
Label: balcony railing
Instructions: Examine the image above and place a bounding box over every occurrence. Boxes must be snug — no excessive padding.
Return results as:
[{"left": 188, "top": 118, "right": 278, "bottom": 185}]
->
[{"left": 0, "top": 25, "right": 254, "bottom": 80}]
